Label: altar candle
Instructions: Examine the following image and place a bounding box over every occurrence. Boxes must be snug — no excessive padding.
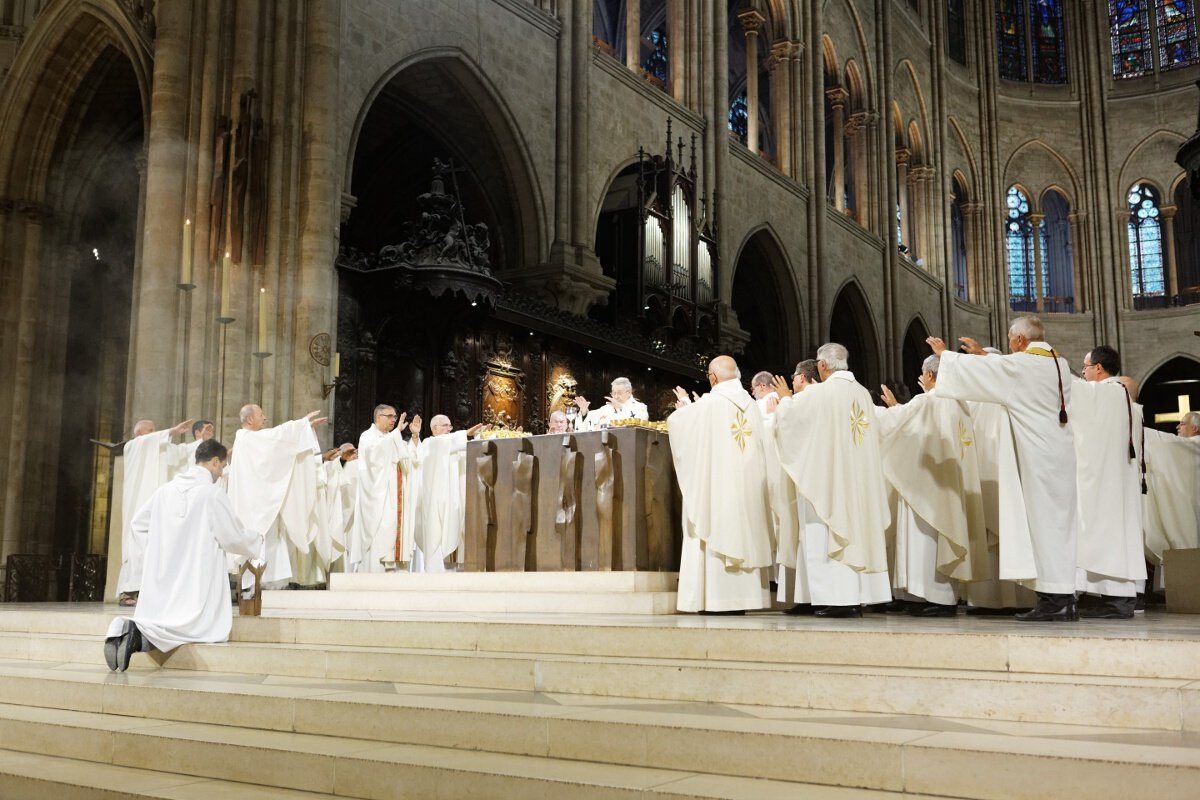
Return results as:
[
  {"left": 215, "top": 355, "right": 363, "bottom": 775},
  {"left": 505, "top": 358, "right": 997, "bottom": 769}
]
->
[
  {"left": 257, "top": 287, "right": 268, "bottom": 352},
  {"left": 333, "top": 352, "right": 341, "bottom": 378},
  {"left": 219, "top": 251, "right": 232, "bottom": 320},
  {"left": 180, "top": 219, "right": 193, "bottom": 286}
]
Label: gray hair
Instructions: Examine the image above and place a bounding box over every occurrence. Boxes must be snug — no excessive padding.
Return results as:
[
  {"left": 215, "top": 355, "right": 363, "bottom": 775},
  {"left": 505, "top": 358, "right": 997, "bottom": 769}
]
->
[
  {"left": 922, "top": 355, "right": 940, "bottom": 375},
  {"left": 238, "top": 404, "right": 257, "bottom": 424},
  {"left": 1183, "top": 411, "right": 1200, "bottom": 428},
  {"left": 549, "top": 410, "right": 568, "bottom": 421},
  {"left": 611, "top": 377, "right": 633, "bottom": 392},
  {"left": 817, "top": 343, "right": 849, "bottom": 372},
  {"left": 1009, "top": 315, "right": 1045, "bottom": 342},
  {"left": 750, "top": 371, "right": 774, "bottom": 387},
  {"left": 373, "top": 404, "right": 395, "bottom": 418}
]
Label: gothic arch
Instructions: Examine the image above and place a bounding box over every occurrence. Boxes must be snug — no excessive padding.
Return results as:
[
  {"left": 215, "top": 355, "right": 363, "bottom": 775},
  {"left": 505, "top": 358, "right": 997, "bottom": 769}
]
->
[
  {"left": 900, "top": 315, "right": 932, "bottom": 399},
  {"left": 1118, "top": 129, "right": 1188, "bottom": 202},
  {"left": 828, "top": 278, "right": 882, "bottom": 391},
  {"left": 823, "top": 0, "right": 874, "bottom": 88},
  {"left": 344, "top": 49, "right": 545, "bottom": 267},
  {"left": 1137, "top": 355, "right": 1200, "bottom": 433},
  {"left": 731, "top": 225, "right": 804, "bottom": 372},
  {"left": 947, "top": 116, "right": 980, "bottom": 197},
  {"left": 1002, "top": 140, "right": 1080, "bottom": 205}
]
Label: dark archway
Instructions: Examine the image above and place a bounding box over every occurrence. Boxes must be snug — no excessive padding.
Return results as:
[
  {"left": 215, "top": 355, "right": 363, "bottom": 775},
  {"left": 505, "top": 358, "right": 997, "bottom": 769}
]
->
[
  {"left": 900, "top": 316, "right": 931, "bottom": 401},
  {"left": 828, "top": 281, "right": 881, "bottom": 394},
  {"left": 1140, "top": 356, "right": 1200, "bottom": 434},
  {"left": 730, "top": 229, "right": 802, "bottom": 376}
]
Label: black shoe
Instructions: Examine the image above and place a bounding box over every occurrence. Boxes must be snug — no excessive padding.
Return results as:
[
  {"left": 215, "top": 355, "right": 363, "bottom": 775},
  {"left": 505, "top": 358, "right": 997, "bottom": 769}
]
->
[
  {"left": 908, "top": 602, "right": 958, "bottom": 618},
  {"left": 115, "top": 630, "right": 135, "bottom": 672},
  {"left": 867, "top": 600, "right": 910, "bottom": 614},
  {"left": 698, "top": 609, "right": 746, "bottom": 616},
  {"left": 1079, "top": 606, "right": 1134, "bottom": 620},
  {"left": 103, "top": 636, "right": 120, "bottom": 671},
  {"left": 783, "top": 603, "right": 814, "bottom": 616},
  {"left": 1015, "top": 603, "right": 1079, "bottom": 622},
  {"left": 814, "top": 605, "right": 863, "bottom": 618}
]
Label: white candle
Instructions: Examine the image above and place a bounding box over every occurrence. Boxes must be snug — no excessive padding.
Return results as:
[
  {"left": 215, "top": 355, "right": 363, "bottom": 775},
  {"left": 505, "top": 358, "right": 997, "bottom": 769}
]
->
[
  {"left": 180, "top": 219, "right": 193, "bottom": 286},
  {"left": 219, "top": 251, "right": 232, "bottom": 320},
  {"left": 333, "top": 352, "right": 340, "bottom": 378},
  {"left": 257, "top": 287, "right": 268, "bottom": 352}
]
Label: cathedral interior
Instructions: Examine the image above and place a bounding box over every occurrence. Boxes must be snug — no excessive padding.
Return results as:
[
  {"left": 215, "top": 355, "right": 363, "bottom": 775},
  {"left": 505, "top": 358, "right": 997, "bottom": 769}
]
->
[{"left": 0, "top": 0, "right": 1198, "bottom": 593}]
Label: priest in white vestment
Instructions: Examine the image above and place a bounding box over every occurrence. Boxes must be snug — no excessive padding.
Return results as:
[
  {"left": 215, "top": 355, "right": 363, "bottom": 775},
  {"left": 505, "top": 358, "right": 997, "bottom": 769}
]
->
[
  {"left": 750, "top": 371, "right": 779, "bottom": 416},
  {"left": 929, "top": 315, "right": 1080, "bottom": 622},
  {"left": 226, "top": 405, "right": 326, "bottom": 588},
  {"left": 105, "top": 439, "right": 263, "bottom": 672},
  {"left": 1143, "top": 411, "right": 1200, "bottom": 589},
  {"left": 317, "top": 444, "right": 358, "bottom": 573},
  {"left": 877, "top": 355, "right": 988, "bottom": 616},
  {"left": 115, "top": 417, "right": 193, "bottom": 603},
  {"left": 668, "top": 356, "right": 773, "bottom": 613},
  {"left": 411, "top": 415, "right": 484, "bottom": 572},
  {"left": 1070, "top": 346, "right": 1146, "bottom": 618},
  {"left": 767, "top": 359, "right": 821, "bottom": 610},
  {"left": 574, "top": 377, "right": 649, "bottom": 430},
  {"left": 350, "top": 406, "right": 421, "bottom": 573},
  {"left": 772, "top": 343, "right": 892, "bottom": 617},
  {"left": 185, "top": 419, "right": 214, "bottom": 462},
  {"left": 547, "top": 410, "right": 570, "bottom": 434}
]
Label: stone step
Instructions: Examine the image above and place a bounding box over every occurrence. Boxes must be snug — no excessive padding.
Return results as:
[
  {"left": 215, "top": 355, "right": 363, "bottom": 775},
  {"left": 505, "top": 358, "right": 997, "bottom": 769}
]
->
[
  {"left": 261, "top": 588, "right": 680, "bottom": 614},
  {"left": 0, "top": 703, "right": 947, "bottom": 800},
  {"left": 6, "top": 631, "right": 1198, "bottom": 731},
  {"left": 0, "top": 662, "right": 1195, "bottom": 799},
  {"left": 328, "top": 571, "right": 679, "bottom": 593}
]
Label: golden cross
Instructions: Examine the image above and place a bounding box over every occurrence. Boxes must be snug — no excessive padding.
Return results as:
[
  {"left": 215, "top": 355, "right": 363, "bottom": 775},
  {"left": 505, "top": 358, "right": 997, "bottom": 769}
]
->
[
  {"left": 958, "top": 421, "right": 974, "bottom": 460},
  {"left": 1154, "top": 394, "right": 1192, "bottom": 425},
  {"left": 850, "top": 400, "right": 869, "bottom": 446},
  {"left": 729, "top": 409, "right": 752, "bottom": 451}
]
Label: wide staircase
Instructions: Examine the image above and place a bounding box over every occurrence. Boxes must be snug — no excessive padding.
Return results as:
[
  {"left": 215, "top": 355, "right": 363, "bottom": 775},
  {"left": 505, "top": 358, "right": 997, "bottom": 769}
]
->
[{"left": 0, "top": 603, "right": 1196, "bottom": 799}]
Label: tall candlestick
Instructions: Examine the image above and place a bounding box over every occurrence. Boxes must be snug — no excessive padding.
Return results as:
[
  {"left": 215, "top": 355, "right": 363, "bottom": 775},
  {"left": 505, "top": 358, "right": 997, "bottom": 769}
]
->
[
  {"left": 218, "top": 251, "right": 233, "bottom": 322},
  {"left": 257, "top": 287, "right": 268, "bottom": 352},
  {"left": 179, "top": 219, "right": 194, "bottom": 288},
  {"left": 333, "top": 352, "right": 341, "bottom": 378}
]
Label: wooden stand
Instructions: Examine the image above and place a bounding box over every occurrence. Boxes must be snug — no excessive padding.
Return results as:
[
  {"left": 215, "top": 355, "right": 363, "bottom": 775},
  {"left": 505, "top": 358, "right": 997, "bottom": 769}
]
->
[{"left": 237, "top": 561, "right": 266, "bottom": 616}]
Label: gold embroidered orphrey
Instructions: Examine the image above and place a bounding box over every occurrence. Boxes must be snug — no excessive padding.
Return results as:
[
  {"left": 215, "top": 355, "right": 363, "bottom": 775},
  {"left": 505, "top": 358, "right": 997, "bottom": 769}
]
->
[
  {"left": 958, "top": 420, "right": 973, "bottom": 459},
  {"left": 850, "top": 400, "right": 869, "bottom": 446},
  {"left": 730, "top": 409, "right": 752, "bottom": 451}
]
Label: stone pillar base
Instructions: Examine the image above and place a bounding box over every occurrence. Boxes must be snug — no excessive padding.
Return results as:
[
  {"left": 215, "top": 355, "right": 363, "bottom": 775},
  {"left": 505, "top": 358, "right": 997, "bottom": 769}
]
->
[{"left": 507, "top": 240, "right": 616, "bottom": 316}]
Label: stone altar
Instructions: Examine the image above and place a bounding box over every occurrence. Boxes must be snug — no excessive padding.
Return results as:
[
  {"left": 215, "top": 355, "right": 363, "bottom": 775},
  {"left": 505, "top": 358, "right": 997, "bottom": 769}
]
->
[{"left": 464, "top": 427, "right": 681, "bottom": 572}]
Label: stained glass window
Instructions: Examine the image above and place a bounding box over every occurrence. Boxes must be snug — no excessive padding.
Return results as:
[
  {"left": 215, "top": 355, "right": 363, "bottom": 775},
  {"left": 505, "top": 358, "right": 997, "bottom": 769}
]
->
[
  {"left": 728, "top": 92, "right": 748, "bottom": 145},
  {"left": 1031, "top": 1, "right": 1068, "bottom": 83},
  {"left": 642, "top": 27, "right": 668, "bottom": 85},
  {"left": 1006, "top": 187, "right": 1037, "bottom": 308},
  {"left": 1159, "top": 0, "right": 1200, "bottom": 70},
  {"left": 1109, "top": 1, "right": 1199, "bottom": 77},
  {"left": 1128, "top": 183, "right": 1165, "bottom": 296},
  {"left": 948, "top": 0, "right": 968, "bottom": 65},
  {"left": 996, "top": 0, "right": 1028, "bottom": 80}
]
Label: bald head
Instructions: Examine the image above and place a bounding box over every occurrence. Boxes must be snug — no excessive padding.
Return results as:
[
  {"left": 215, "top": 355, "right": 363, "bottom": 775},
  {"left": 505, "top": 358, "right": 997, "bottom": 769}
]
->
[
  {"left": 132, "top": 419, "right": 155, "bottom": 438},
  {"left": 430, "top": 414, "right": 453, "bottom": 436},
  {"left": 708, "top": 355, "right": 740, "bottom": 385},
  {"left": 240, "top": 404, "right": 267, "bottom": 431}
]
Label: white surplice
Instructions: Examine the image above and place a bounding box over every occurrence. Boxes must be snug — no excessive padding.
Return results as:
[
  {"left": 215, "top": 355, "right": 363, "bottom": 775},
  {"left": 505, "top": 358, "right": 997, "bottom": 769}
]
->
[
  {"left": 350, "top": 425, "right": 418, "bottom": 573},
  {"left": 667, "top": 379, "right": 773, "bottom": 612},
  {"left": 226, "top": 418, "right": 322, "bottom": 585},
  {"left": 875, "top": 391, "right": 988, "bottom": 603},
  {"left": 412, "top": 430, "right": 469, "bottom": 571},
  {"left": 1143, "top": 429, "right": 1200, "bottom": 588},
  {"left": 760, "top": 410, "right": 802, "bottom": 603},
  {"left": 963, "top": 401, "right": 1039, "bottom": 609},
  {"left": 116, "top": 430, "right": 188, "bottom": 595},
  {"left": 107, "top": 466, "right": 263, "bottom": 652},
  {"left": 774, "top": 371, "right": 892, "bottom": 606},
  {"left": 1069, "top": 377, "right": 1146, "bottom": 597}
]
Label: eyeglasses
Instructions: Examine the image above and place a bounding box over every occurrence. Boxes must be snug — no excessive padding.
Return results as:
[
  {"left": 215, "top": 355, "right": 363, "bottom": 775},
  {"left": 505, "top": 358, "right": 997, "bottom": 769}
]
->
[{"left": 379, "top": 413, "right": 397, "bottom": 418}]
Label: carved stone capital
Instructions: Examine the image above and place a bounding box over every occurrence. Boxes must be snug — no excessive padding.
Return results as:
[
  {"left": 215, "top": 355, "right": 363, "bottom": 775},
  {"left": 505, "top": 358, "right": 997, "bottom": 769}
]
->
[
  {"left": 845, "top": 111, "right": 876, "bottom": 134},
  {"left": 960, "top": 201, "right": 986, "bottom": 216},
  {"left": 340, "top": 192, "right": 358, "bottom": 225},
  {"left": 737, "top": 10, "right": 766, "bottom": 36},
  {"left": 825, "top": 86, "right": 849, "bottom": 107},
  {"left": 509, "top": 241, "right": 617, "bottom": 316},
  {"left": 716, "top": 304, "right": 751, "bottom": 356},
  {"left": 895, "top": 148, "right": 912, "bottom": 166},
  {"left": 1159, "top": 205, "right": 1177, "bottom": 220},
  {"left": 909, "top": 165, "right": 937, "bottom": 182}
]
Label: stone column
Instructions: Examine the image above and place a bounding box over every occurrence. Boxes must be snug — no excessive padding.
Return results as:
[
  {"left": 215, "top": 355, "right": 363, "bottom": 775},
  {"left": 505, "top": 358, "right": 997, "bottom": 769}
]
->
[
  {"left": 846, "top": 111, "right": 871, "bottom": 223},
  {"left": 1068, "top": 211, "right": 1086, "bottom": 312},
  {"left": 1029, "top": 213, "right": 1045, "bottom": 312},
  {"left": 895, "top": 149, "right": 910, "bottom": 248},
  {"left": 128, "top": 0, "right": 193, "bottom": 423},
  {"left": 910, "top": 165, "right": 936, "bottom": 265},
  {"left": 667, "top": 0, "right": 686, "bottom": 103},
  {"left": 625, "top": 0, "right": 640, "bottom": 69},
  {"left": 1162, "top": 205, "right": 1179, "bottom": 298},
  {"left": 961, "top": 202, "right": 985, "bottom": 304},
  {"left": 768, "top": 41, "right": 793, "bottom": 175},
  {"left": 570, "top": 0, "right": 590, "bottom": 245},
  {"left": 826, "top": 87, "right": 847, "bottom": 210},
  {"left": 738, "top": 10, "right": 765, "bottom": 155}
]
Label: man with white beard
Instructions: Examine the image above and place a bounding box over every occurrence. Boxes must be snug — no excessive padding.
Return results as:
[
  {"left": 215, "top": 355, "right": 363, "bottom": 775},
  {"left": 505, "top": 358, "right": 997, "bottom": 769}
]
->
[
  {"left": 929, "top": 315, "right": 1080, "bottom": 622},
  {"left": 411, "top": 415, "right": 484, "bottom": 572},
  {"left": 226, "top": 405, "right": 326, "bottom": 588},
  {"left": 1069, "top": 346, "right": 1146, "bottom": 619},
  {"left": 771, "top": 343, "right": 892, "bottom": 617},
  {"left": 350, "top": 405, "right": 421, "bottom": 573},
  {"left": 877, "top": 355, "right": 988, "bottom": 616},
  {"left": 668, "top": 355, "right": 774, "bottom": 613},
  {"left": 105, "top": 439, "right": 263, "bottom": 672},
  {"left": 115, "top": 417, "right": 194, "bottom": 606}
]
